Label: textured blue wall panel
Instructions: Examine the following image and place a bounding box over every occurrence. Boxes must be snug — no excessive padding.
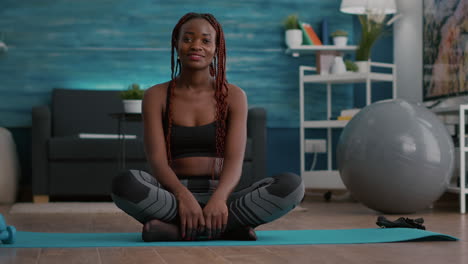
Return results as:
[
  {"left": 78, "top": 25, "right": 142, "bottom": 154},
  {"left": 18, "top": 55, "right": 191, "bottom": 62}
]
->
[{"left": 0, "top": 0, "right": 354, "bottom": 127}]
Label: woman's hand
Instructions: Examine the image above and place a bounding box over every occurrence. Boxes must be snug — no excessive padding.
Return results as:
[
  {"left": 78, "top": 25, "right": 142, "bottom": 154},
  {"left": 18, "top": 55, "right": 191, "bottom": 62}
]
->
[
  {"left": 176, "top": 190, "right": 205, "bottom": 240},
  {"left": 203, "top": 198, "right": 228, "bottom": 239}
]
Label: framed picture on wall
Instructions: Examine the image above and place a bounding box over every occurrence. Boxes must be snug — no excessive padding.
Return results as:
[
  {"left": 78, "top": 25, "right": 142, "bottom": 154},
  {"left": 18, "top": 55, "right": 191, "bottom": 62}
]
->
[{"left": 422, "top": 0, "right": 468, "bottom": 101}]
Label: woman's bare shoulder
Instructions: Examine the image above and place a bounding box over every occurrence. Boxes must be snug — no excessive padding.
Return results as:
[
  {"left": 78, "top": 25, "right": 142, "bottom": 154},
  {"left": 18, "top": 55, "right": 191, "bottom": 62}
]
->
[
  {"left": 227, "top": 83, "right": 247, "bottom": 104},
  {"left": 145, "top": 81, "right": 170, "bottom": 100},
  {"left": 143, "top": 82, "right": 171, "bottom": 115}
]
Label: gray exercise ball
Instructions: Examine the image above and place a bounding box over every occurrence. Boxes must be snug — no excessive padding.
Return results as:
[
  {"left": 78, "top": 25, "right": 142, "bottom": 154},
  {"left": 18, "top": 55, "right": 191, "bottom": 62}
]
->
[{"left": 337, "top": 99, "right": 454, "bottom": 214}]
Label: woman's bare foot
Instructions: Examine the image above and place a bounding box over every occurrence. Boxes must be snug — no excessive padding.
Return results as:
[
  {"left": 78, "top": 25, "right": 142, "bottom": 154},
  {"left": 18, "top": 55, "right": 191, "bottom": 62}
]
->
[
  {"left": 142, "top": 219, "right": 181, "bottom": 242},
  {"left": 220, "top": 226, "right": 257, "bottom": 241}
]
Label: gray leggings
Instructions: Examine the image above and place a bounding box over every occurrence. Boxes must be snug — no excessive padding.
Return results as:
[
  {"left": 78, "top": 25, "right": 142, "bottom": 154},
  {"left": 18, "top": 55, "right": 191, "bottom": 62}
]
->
[{"left": 111, "top": 170, "right": 304, "bottom": 231}]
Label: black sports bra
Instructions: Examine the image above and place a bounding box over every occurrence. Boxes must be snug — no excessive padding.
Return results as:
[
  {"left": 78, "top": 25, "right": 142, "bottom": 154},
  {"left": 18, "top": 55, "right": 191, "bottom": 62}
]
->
[
  {"left": 169, "top": 121, "right": 217, "bottom": 159},
  {"left": 163, "top": 83, "right": 218, "bottom": 159}
]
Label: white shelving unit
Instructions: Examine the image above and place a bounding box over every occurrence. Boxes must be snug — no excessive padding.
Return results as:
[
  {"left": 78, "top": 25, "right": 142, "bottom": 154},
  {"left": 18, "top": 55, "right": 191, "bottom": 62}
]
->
[
  {"left": 458, "top": 105, "right": 468, "bottom": 213},
  {"left": 286, "top": 45, "right": 357, "bottom": 57},
  {"left": 290, "top": 46, "right": 396, "bottom": 189},
  {"left": 432, "top": 105, "right": 468, "bottom": 214}
]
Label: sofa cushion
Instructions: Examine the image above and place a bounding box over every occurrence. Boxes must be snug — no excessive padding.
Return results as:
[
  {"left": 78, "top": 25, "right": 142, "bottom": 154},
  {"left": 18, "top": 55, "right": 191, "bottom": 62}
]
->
[
  {"left": 244, "top": 138, "right": 252, "bottom": 161},
  {"left": 49, "top": 161, "right": 149, "bottom": 195},
  {"left": 52, "top": 88, "right": 143, "bottom": 137},
  {"left": 49, "top": 137, "right": 253, "bottom": 161},
  {"left": 49, "top": 137, "right": 146, "bottom": 160}
]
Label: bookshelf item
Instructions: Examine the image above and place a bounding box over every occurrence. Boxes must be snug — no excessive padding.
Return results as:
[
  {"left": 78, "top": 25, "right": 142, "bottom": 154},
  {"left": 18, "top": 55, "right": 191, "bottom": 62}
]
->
[
  {"left": 316, "top": 52, "right": 336, "bottom": 75},
  {"left": 340, "top": 108, "right": 360, "bottom": 116},
  {"left": 299, "top": 23, "right": 313, "bottom": 45},
  {"left": 321, "top": 18, "right": 329, "bottom": 45},
  {"left": 303, "top": 23, "right": 323, "bottom": 45},
  {"left": 337, "top": 116, "right": 353, "bottom": 120},
  {"left": 337, "top": 109, "right": 361, "bottom": 120},
  {"left": 299, "top": 22, "right": 323, "bottom": 46},
  {"left": 330, "top": 56, "right": 347, "bottom": 74},
  {"left": 286, "top": 45, "right": 357, "bottom": 75}
]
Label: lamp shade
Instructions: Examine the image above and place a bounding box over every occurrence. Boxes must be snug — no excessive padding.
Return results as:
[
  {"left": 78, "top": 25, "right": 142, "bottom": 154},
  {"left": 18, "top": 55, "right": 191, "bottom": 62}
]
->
[{"left": 340, "top": 0, "right": 397, "bottom": 14}]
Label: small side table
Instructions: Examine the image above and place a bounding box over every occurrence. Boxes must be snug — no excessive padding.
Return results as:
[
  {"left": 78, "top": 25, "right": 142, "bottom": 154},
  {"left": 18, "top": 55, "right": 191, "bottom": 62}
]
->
[{"left": 109, "top": 113, "right": 143, "bottom": 170}]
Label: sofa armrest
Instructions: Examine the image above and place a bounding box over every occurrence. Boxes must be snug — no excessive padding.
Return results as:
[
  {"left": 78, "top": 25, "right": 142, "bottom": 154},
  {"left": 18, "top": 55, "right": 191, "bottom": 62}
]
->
[
  {"left": 247, "top": 107, "right": 267, "bottom": 183},
  {"left": 32, "top": 105, "right": 51, "bottom": 195}
]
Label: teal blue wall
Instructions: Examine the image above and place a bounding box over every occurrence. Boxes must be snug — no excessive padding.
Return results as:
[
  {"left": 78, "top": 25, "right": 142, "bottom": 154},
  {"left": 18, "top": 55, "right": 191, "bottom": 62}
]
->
[
  {"left": 0, "top": 0, "right": 395, "bottom": 197},
  {"left": 0, "top": 0, "right": 355, "bottom": 128}
]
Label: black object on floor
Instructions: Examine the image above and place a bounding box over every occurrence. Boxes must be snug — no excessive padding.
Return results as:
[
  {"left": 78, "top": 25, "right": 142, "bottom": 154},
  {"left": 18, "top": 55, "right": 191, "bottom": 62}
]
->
[{"left": 376, "top": 216, "right": 426, "bottom": 230}]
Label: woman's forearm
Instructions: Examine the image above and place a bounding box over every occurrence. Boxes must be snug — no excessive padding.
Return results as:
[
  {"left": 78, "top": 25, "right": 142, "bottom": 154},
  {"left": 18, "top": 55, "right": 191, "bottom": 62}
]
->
[{"left": 211, "top": 158, "right": 243, "bottom": 201}]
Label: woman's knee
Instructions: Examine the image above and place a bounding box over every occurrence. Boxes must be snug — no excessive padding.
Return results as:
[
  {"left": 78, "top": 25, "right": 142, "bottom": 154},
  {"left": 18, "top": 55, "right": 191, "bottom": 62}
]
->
[
  {"left": 111, "top": 170, "right": 152, "bottom": 203},
  {"left": 266, "top": 172, "right": 304, "bottom": 203}
]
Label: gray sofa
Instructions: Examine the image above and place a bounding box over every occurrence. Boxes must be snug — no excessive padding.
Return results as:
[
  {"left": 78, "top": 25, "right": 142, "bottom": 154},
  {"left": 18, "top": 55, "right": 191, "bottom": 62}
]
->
[{"left": 32, "top": 88, "right": 266, "bottom": 202}]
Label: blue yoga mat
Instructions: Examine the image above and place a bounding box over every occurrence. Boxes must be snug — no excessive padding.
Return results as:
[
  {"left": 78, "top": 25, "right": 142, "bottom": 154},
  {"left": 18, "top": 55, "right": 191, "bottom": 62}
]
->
[{"left": 0, "top": 228, "right": 457, "bottom": 248}]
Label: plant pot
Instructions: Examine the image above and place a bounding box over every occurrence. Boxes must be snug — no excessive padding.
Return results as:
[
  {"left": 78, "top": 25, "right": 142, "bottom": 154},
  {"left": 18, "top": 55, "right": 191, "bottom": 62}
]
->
[
  {"left": 355, "top": 61, "right": 370, "bottom": 73},
  {"left": 333, "top": 36, "right": 348, "bottom": 47},
  {"left": 285, "top": 29, "right": 303, "bottom": 48},
  {"left": 123, "top": 99, "right": 142, "bottom": 113}
]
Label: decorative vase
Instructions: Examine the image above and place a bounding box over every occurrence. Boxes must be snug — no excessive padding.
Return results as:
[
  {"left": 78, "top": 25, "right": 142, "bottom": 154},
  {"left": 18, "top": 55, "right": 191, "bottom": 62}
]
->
[
  {"left": 333, "top": 36, "right": 348, "bottom": 47},
  {"left": 123, "top": 100, "right": 142, "bottom": 113},
  {"left": 331, "top": 56, "right": 347, "bottom": 74},
  {"left": 355, "top": 61, "right": 370, "bottom": 73},
  {"left": 285, "top": 29, "right": 303, "bottom": 48}
]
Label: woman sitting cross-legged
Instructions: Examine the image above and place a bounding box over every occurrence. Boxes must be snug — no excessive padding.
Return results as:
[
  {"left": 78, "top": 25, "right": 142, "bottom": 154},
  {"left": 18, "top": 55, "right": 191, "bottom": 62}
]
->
[{"left": 111, "top": 12, "right": 304, "bottom": 242}]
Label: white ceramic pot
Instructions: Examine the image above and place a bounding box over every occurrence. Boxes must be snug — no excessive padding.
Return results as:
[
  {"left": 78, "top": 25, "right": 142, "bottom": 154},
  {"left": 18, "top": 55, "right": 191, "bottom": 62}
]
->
[
  {"left": 333, "top": 36, "right": 348, "bottom": 46},
  {"left": 285, "top": 29, "right": 303, "bottom": 48},
  {"left": 355, "top": 61, "right": 370, "bottom": 73},
  {"left": 123, "top": 100, "right": 142, "bottom": 113}
]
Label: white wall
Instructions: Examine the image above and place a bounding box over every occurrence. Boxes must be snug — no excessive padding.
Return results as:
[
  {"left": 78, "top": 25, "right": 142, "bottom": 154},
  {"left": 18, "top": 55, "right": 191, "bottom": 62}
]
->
[{"left": 394, "top": 0, "right": 423, "bottom": 103}]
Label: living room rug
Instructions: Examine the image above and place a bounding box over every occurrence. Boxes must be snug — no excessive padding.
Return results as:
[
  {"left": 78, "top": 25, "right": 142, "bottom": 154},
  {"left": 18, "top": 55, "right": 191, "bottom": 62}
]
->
[
  {"left": 0, "top": 228, "right": 458, "bottom": 248},
  {"left": 9, "top": 202, "right": 122, "bottom": 214}
]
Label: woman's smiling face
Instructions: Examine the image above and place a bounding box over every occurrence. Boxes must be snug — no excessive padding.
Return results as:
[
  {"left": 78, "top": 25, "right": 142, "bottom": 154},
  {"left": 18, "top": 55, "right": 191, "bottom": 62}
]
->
[{"left": 177, "top": 18, "right": 217, "bottom": 70}]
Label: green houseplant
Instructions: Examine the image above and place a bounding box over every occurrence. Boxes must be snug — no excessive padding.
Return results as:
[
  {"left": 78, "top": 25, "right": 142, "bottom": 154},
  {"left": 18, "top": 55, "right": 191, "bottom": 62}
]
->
[
  {"left": 331, "top": 30, "right": 348, "bottom": 38},
  {"left": 283, "top": 14, "right": 300, "bottom": 30},
  {"left": 120, "top": 83, "right": 144, "bottom": 100},
  {"left": 345, "top": 59, "right": 358, "bottom": 72},
  {"left": 355, "top": 13, "right": 393, "bottom": 72},
  {"left": 331, "top": 30, "right": 348, "bottom": 46},
  {"left": 283, "top": 14, "right": 302, "bottom": 48},
  {"left": 121, "top": 83, "right": 144, "bottom": 113}
]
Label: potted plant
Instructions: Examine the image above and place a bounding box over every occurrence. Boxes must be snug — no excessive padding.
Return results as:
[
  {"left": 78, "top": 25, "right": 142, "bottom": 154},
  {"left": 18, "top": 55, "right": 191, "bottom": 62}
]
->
[
  {"left": 355, "top": 14, "right": 393, "bottom": 72},
  {"left": 345, "top": 59, "right": 358, "bottom": 72},
  {"left": 283, "top": 14, "right": 302, "bottom": 48},
  {"left": 331, "top": 30, "right": 348, "bottom": 46},
  {"left": 120, "top": 83, "right": 145, "bottom": 113}
]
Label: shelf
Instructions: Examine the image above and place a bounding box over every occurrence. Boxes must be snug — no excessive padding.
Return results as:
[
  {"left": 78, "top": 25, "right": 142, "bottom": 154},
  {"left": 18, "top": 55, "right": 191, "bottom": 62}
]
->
[
  {"left": 303, "top": 120, "right": 349, "bottom": 128},
  {"left": 286, "top": 45, "right": 357, "bottom": 56},
  {"left": 431, "top": 106, "right": 459, "bottom": 114},
  {"left": 303, "top": 72, "right": 394, "bottom": 84},
  {"left": 302, "top": 170, "right": 346, "bottom": 189},
  {"left": 447, "top": 185, "right": 468, "bottom": 194}
]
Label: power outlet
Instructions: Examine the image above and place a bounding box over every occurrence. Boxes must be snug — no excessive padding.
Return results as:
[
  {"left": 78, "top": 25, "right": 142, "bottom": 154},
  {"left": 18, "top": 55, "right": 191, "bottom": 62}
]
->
[{"left": 305, "top": 139, "right": 327, "bottom": 153}]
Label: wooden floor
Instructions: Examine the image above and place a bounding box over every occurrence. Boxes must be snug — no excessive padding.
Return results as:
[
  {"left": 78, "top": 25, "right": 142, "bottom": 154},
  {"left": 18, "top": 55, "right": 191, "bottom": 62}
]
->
[{"left": 0, "top": 194, "right": 466, "bottom": 264}]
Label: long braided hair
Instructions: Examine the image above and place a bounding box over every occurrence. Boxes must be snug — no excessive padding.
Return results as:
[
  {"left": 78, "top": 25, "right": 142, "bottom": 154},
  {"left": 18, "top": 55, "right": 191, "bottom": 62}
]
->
[{"left": 166, "top": 13, "right": 229, "bottom": 178}]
